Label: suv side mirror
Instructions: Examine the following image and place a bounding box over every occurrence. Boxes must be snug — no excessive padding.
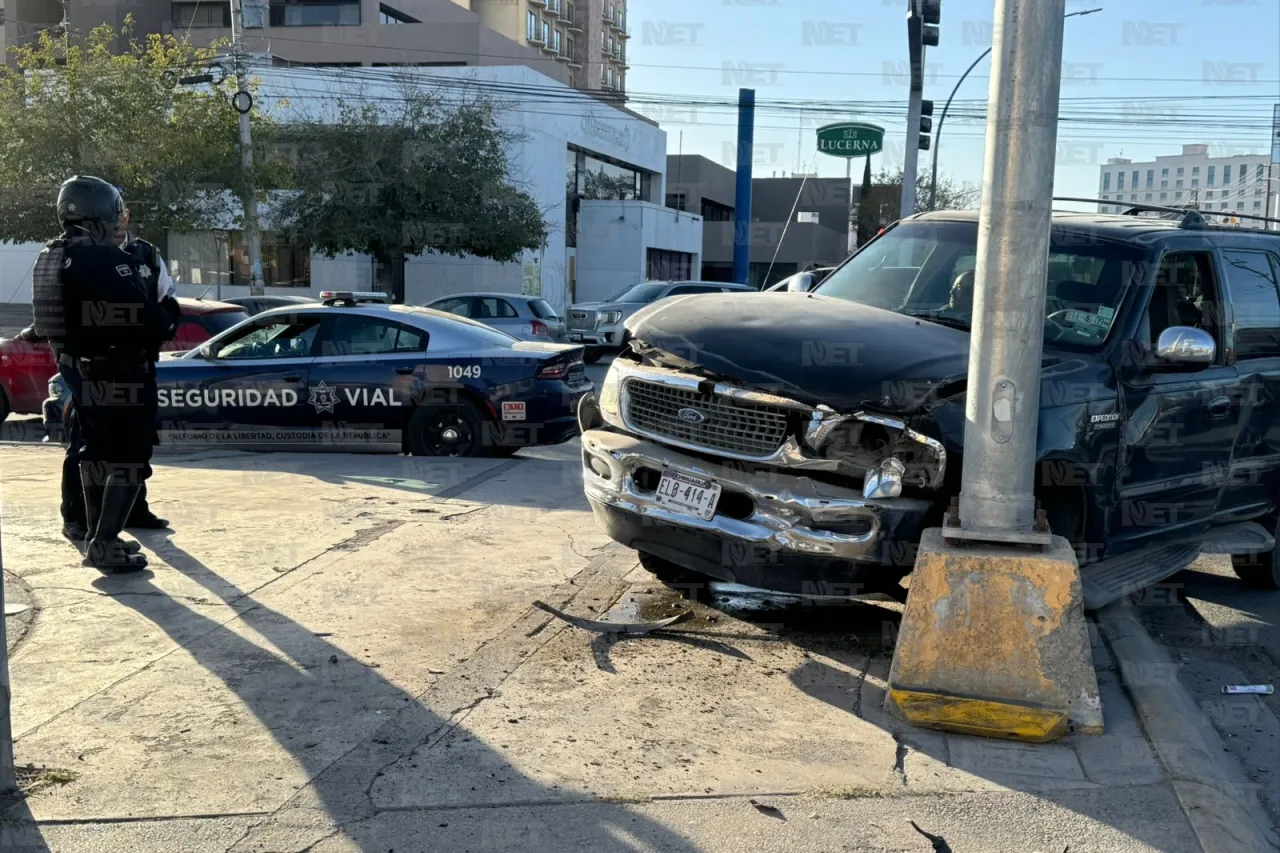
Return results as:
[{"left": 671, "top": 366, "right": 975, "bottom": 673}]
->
[{"left": 1154, "top": 326, "right": 1214, "bottom": 369}]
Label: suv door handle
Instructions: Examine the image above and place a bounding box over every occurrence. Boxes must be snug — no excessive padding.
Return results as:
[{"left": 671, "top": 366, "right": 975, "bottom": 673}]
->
[
  {"left": 395, "top": 366, "right": 415, "bottom": 375},
  {"left": 1207, "top": 397, "right": 1232, "bottom": 419},
  {"left": 282, "top": 373, "right": 302, "bottom": 383}
]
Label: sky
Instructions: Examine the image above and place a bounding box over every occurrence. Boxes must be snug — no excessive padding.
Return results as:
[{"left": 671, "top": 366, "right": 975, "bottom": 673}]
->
[{"left": 623, "top": 0, "right": 1280, "bottom": 205}]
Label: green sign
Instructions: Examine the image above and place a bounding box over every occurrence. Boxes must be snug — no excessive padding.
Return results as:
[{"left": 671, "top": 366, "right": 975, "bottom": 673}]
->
[{"left": 816, "top": 122, "right": 885, "bottom": 158}]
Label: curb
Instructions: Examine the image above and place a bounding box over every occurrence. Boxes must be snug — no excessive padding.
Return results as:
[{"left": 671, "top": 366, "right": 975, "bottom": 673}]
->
[{"left": 1097, "top": 603, "right": 1279, "bottom": 853}]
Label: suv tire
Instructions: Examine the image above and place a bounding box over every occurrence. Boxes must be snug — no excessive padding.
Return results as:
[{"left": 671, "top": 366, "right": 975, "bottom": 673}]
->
[
  {"left": 582, "top": 349, "right": 603, "bottom": 365},
  {"left": 1230, "top": 516, "right": 1280, "bottom": 590}
]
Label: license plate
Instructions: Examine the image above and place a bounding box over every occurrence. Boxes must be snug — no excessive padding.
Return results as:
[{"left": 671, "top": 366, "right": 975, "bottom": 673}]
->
[
  {"left": 569, "top": 333, "right": 583, "bottom": 342},
  {"left": 655, "top": 471, "right": 721, "bottom": 521}
]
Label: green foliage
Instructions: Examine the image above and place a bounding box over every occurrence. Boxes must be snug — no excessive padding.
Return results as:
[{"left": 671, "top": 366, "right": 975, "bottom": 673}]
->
[
  {"left": 274, "top": 80, "right": 547, "bottom": 265},
  {"left": 0, "top": 20, "right": 276, "bottom": 244},
  {"left": 857, "top": 166, "right": 980, "bottom": 244}
]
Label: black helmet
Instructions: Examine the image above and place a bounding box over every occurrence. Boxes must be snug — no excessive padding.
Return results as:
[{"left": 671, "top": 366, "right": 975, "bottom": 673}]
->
[{"left": 56, "top": 176, "right": 124, "bottom": 227}]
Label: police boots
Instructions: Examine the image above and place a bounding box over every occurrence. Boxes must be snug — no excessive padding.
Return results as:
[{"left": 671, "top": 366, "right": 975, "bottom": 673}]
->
[
  {"left": 81, "top": 464, "right": 148, "bottom": 573},
  {"left": 72, "top": 481, "right": 142, "bottom": 555}
]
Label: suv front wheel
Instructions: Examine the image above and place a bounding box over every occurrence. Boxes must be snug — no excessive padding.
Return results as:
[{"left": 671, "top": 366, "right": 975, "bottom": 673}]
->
[{"left": 1230, "top": 516, "right": 1280, "bottom": 589}]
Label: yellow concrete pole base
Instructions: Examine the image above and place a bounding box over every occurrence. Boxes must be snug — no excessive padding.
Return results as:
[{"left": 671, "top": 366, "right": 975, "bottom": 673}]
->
[{"left": 885, "top": 528, "right": 1103, "bottom": 743}]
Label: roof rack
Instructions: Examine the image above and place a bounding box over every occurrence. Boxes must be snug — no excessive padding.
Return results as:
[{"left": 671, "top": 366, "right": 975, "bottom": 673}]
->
[
  {"left": 319, "top": 290, "right": 390, "bottom": 307},
  {"left": 1053, "top": 196, "right": 1280, "bottom": 232}
]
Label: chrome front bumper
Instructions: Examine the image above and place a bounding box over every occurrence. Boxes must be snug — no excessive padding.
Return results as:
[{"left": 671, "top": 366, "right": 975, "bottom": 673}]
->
[{"left": 581, "top": 428, "right": 932, "bottom": 563}]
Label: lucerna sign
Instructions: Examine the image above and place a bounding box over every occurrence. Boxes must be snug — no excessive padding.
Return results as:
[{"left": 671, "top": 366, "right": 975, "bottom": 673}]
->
[{"left": 816, "top": 122, "right": 885, "bottom": 158}]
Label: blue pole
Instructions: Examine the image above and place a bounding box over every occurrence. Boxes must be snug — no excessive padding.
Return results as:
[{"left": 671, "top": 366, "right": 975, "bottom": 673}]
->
[{"left": 732, "top": 88, "right": 755, "bottom": 286}]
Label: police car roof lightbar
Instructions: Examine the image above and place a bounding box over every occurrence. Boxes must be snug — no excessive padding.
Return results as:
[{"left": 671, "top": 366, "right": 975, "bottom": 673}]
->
[{"left": 319, "top": 291, "right": 391, "bottom": 306}]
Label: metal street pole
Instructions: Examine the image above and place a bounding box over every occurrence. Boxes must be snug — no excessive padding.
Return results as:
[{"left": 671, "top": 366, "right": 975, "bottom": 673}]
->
[
  {"left": 731, "top": 88, "right": 756, "bottom": 286},
  {"left": 901, "top": 88, "right": 923, "bottom": 218},
  {"left": 0, "top": 509, "right": 15, "bottom": 797},
  {"left": 928, "top": 7, "right": 1101, "bottom": 212},
  {"left": 231, "top": 0, "right": 265, "bottom": 298},
  {"left": 845, "top": 157, "right": 858, "bottom": 255},
  {"left": 958, "top": 0, "right": 1068, "bottom": 536}
]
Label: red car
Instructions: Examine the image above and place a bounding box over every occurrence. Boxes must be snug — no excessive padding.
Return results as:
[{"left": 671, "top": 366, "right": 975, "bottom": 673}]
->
[{"left": 0, "top": 297, "right": 248, "bottom": 421}]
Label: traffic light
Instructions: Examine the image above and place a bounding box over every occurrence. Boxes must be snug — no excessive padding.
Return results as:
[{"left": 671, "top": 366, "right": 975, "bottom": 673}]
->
[
  {"left": 920, "top": 0, "right": 941, "bottom": 47},
  {"left": 919, "top": 99, "right": 935, "bottom": 150}
]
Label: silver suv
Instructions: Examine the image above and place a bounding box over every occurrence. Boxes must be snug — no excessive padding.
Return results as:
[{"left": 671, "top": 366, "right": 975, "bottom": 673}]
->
[{"left": 567, "top": 280, "right": 753, "bottom": 363}]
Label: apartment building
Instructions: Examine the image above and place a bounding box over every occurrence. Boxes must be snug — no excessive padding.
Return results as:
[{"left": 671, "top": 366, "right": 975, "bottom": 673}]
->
[
  {"left": 471, "top": 0, "right": 628, "bottom": 98},
  {"left": 2, "top": 0, "right": 574, "bottom": 88},
  {"left": 1098, "top": 144, "right": 1278, "bottom": 229}
]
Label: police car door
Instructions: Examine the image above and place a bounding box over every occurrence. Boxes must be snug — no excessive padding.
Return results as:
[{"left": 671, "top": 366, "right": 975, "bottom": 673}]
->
[
  {"left": 161, "top": 313, "right": 320, "bottom": 448},
  {"left": 308, "top": 311, "right": 427, "bottom": 451}
]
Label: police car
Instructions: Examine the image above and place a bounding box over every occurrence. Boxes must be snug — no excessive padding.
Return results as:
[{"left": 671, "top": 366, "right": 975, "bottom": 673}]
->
[{"left": 45, "top": 291, "right": 592, "bottom": 457}]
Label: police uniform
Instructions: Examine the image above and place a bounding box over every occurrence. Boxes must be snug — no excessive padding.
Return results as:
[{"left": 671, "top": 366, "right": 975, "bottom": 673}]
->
[
  {"left": 60, "top": 235, "right": 178, "bottom": 533},
  {"left": 40, "top": 176, "right": 175, "bottom": 572}
]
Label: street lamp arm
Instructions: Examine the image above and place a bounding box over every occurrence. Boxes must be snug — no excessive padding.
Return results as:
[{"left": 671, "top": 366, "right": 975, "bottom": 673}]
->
[{"left": 929, "top": 47, "right": 992, "bottom": 211}]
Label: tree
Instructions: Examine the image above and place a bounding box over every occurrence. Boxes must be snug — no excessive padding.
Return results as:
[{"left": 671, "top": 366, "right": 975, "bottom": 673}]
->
[
  {"left": 275, "top": 80, "right": 547, "bottom": 302},
  {"left": 857, "top": 167, "right": 980, "bottom": 244},
  {"left": 0, "top": 21, "right": 274, "bottom": 248}
]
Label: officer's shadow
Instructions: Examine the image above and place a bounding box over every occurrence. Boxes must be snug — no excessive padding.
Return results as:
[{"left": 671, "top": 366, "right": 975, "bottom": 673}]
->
[{"left": 77, "top": 536, "right": 701, "bottom": 852}]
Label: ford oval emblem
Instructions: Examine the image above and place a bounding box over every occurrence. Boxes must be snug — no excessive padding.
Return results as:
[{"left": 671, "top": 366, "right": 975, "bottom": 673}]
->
[{"left": 677, "top": 407, "right": 706, "bottom": 424}]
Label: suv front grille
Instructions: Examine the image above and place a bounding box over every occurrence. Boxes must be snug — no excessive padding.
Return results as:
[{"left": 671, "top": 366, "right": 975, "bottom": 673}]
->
[
  {"left": 568, "top": 310, "right": 598, "bottom": 332},
  {"left": 623, "top": 379, "right": 790, "bottom": 458}
]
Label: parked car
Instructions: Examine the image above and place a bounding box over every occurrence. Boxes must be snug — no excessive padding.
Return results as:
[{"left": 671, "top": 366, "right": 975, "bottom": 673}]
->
[
  {"left": 567, "top": 281, "right": 755, "bottom": 363},
  {"left": 766, "top": 267, "right": 836, "bottom": 293},
  {"left": 0, "top": 297, "right": 247, "bottom": 423},
  {"left": 425, "top": 293, "right": 564, "bottom": 342},
  {"left": 44, "top": 291, "right": 591, "bottom": 457},
  {"left": 221, "top": 295, "right": 319, "bottom": 316},
  {"left": 578, "top": 207, "right": 1280, "bottom": 605}
]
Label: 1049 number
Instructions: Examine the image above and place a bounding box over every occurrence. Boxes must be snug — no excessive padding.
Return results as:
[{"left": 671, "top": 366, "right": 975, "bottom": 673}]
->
[{"left": 447, "top": 364, "right": 482, "bottom": 379}]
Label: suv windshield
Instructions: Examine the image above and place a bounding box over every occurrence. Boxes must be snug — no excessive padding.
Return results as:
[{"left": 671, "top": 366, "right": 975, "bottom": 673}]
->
[
  {"left": 814, "top": 220, "right": 1144, "bottom": 349},
  {"left": 608, "top": 282, "right": 670, "bottom": 303}
]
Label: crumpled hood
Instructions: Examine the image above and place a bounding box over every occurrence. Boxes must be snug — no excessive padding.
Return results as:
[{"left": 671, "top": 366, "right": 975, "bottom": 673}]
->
[{"left": 625, "top": 293, "right": 974, "bottom": 414}]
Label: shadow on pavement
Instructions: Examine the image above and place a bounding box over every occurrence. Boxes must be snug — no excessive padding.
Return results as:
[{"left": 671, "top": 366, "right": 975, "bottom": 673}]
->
[
  {"left": 0, "top": 792, "right": 52, "bottom": 853},
  {"left": 7, "top": 535, "right": 704, "bottom": 852},
  {"left": 634, "top": 581, "right": 1199, "bottom": 853}
]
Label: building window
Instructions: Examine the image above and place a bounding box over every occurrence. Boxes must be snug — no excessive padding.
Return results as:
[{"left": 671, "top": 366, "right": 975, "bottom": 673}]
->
[
  {"left": 173, "top": 1, "right": 232, "bottom": 27},
  {"left": 527, "top": 10, "right": 539, "bottom": 40},
  {"left": 542, "top": 20, "right": 551, "bottom": 44},
  {"left": 797, "top": 211, "right": 820, "bottom": 224},
  {"left": 647, "top": 249, "right": 693, "bottom": 281},
  {"left": 1117, "top": 172, "right": 1125, "bottom": 190},
  {"left": 1240, "top": 163, "right": 1249, "bottom": 182},
  {"left": 1256, "top": 201, "right": 1263, "bottom": 210},
  {"left": 269, "top": 0, "right": 361, "bottom": 26},
  {"left": 1208, "top": 190, "right": 1215, "bottom": 199},
  {"left": 1161, "top": 192, "right": 1168, "bottom": 200},
  {"left": 1191, "top": 179, "right": 1199, "bottom": 188},
  {"left": 1224, "top": 165, "right": 1232, "bottom": 184},
  {"left": 1131, "top": 194, "right": 1137, "bottom": 201},
  {"left": 666, "top": 193, "right": 688, "bottom": 212},
  {"left": 1208, "top": 166, "right": 1216, "bottom": 185},
  {"left": 1103, "top": 173, "right": 1111, "bottom": 190},
  {"left": 1175, "top": 191, "right": 1183, "bottom": 200},
  {"left": 1258, "top": 164, "right": 1267, "bottom": 182},
  {"left": 1146, "top": 169, "right": 1154, "bottom": 188},
  {"left": 1162, "top": 168, "right": 1169, "bottom": 177},
  {"left": 1176, "top": 180, "right": 1183, "bottom": 188},
  {"left": 1100, "top": 194, "right": 1109, "bottom": 201},
  {"left": 1192, "top": 166, "right": 1200, "bottom": 176},
  {"left": 1176, "top": 167, "right": 1184, "bottom": 176},
  {"left": 1145, "top": 193, "right": 1153, "bottom": 201},
  {"left": 1161, "top": 180, "right": 1168, "bottom": 189},
  {"left": 1132, "top": 170, "right": 1139, "bottom": 188},
  {"left": 701, "top": 199, "right": 733, "bottom": 221},
  {"left": 552, "top": 29, "right": 562, "bottom": 52},
  {"left": 379, "top": 4, "right": 419, "bottom": 24}
]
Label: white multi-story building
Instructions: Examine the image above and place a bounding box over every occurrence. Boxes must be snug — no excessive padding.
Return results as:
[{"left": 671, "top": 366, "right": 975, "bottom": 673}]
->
[{"left": 1097, "top": 144, "right": 1278, "bottom": 229}]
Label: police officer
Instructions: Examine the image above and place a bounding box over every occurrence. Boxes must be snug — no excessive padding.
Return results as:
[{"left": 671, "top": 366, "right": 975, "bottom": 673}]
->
[
  {"left": 58, "top": 201, "right": 178, "bottom": 540},
  {"left": 41, "top": 176, "right": 176, "bottom": 572}
]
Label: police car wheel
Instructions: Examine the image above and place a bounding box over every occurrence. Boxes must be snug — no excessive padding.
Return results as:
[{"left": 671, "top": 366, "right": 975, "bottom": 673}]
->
[
  {"left": 0, "top": 388, "right": 9, "bottom": 423},
  {"left": 407, "top": 401, "right": 485, "bottom": 457},
  {"left": 582, "top": 349, "right": 602, "bottom": 365}
]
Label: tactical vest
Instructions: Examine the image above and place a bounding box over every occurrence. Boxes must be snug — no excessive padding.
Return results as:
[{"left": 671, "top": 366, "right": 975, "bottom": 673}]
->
[{"left": 31, "top": 237, "right": 68, "bottom": 343}]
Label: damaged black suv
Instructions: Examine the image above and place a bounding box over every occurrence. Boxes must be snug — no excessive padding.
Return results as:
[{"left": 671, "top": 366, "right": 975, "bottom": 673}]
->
[{"left": 578, "top": 208, "right": 1280, "bottom": 608}]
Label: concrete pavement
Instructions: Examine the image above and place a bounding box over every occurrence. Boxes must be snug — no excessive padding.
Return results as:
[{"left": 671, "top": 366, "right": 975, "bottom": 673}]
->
[{"left": 0, "top": 440, "right": 1254, "bottom": 852}]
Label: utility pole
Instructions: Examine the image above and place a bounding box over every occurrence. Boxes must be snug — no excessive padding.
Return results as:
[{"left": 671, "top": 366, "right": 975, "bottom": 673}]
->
[
  {"left": 231, "top": 0, "right": 265, "bottom": 297},
  {"left": 732, "top": 88, "right": 756, "bottom": 286},
  {"left": 902, "top": 0, "right": 939, "bottom": 218},
  {"left": 886, "top": 0, "right": 1102, "bottom": 742},
  {"left": 0, "top": 515, "right": 15, "bottom": 798}
]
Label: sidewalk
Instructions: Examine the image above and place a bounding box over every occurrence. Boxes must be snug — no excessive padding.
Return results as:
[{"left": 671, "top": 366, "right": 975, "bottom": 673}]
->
[{"left": 0, "top": 442, "right": 1256, "bottom": 852}]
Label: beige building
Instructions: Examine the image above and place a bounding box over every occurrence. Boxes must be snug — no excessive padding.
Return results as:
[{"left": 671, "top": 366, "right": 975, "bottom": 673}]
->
[{"left": 4, "top": 0, "right": 628, "bottom": 97}]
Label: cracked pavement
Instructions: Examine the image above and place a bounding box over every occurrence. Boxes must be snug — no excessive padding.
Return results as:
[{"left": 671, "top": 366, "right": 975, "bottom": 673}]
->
[{"left": 0, "top": 441, "right": 1213, "bottom": 852}]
